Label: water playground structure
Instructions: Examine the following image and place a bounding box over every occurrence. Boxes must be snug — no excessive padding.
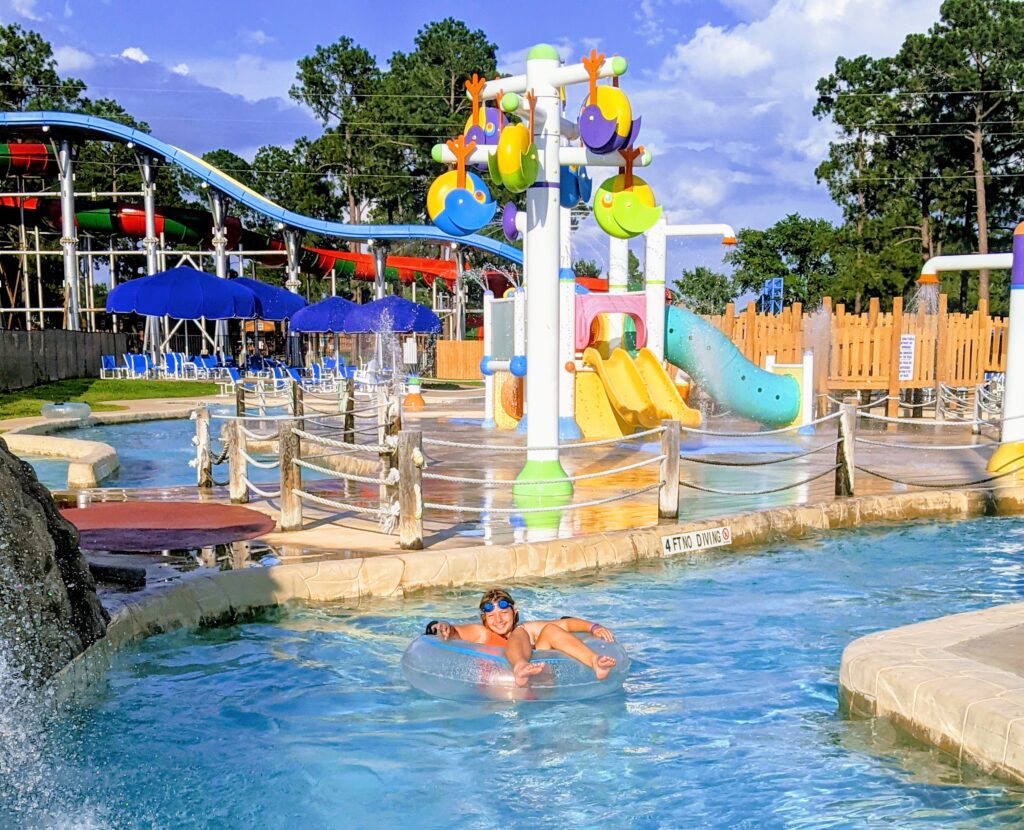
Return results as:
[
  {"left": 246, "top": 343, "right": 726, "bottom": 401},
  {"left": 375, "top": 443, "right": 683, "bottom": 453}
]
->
[
  {"left": 0, "top": 50, "right": 811, "bottom": 508},
  {"left": 428, "top": 47, "right": 806, "bottom": 494}
]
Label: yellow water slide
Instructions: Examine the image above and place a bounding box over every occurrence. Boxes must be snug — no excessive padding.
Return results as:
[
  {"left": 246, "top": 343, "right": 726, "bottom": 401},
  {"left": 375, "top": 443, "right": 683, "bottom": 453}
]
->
[
  {"left": 579, "top": 347, "right": 703, "bottom": 439},
  {"left": 634, "top": 348, "right": 702, "bottom": 428},
  {"left": 574, "top": 370, "right": 628, "bottom": 439},
  {"left": 582, "top": 347, "right": 661, "bottom": 431}
]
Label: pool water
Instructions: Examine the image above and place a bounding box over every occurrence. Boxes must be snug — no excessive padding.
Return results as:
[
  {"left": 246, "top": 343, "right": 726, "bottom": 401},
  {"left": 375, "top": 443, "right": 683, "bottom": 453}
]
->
[
  {"left": 28, "top": 412, "right": 281, "bottom": 490},
  {"left": 9, "top": 517, "right": 1024, "bottom": 828}
]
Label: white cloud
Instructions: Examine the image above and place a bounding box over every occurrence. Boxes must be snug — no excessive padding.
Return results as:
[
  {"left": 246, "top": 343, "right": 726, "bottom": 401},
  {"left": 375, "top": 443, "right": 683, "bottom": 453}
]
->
[
  {"left": 662, "top": 24, "right": 773, "bottom": 79},
  {"left": 53, "top": 45, "right": 94, "bottom": 72},
  {"left": 63, "top": 1, "right": 71, "bottom": 17},
  {"left": 603, "top": 0, "right": 945, "bottom": 278},
  {"left": 240, "top": 28, "right": 273, "bottom": 46},
  {"left": 184, "top": 54, "right": 299, "bottom": 102},
  {"left": 10, "top": 0, "right": 41, "bottom": 20},
  {"left": 119, "top": 46, "right": 150, "bottom": 64},
  {"left": 170, "top": 63, "right": 189, "bottom": 76}
]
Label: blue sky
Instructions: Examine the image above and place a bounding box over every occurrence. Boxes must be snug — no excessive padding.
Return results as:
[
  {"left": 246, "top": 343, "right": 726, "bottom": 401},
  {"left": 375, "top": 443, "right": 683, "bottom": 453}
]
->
[{"left": 3, "top": 0, "right": 944, "bottom": 277}]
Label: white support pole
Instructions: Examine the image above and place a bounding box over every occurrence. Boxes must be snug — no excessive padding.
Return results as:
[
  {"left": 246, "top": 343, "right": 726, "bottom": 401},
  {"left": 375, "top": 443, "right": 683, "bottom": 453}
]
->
[
  {"left": 58, "top": 139, "right": 80, "bottom": 331},
  {"left": 283, "top": 228, "right": 303, "bottom": 367},
  {"left": 208, "top": 190, "right": 229, "bottom": 359},
  {"left": 801, "top": 350, "right": 814, "bottom": 432},
  {"left": 1000, "top": 228, "right": 1024, "bottom": 444},
  {"left": 140, "top": 153, "right": 160, "bottom": 360},
  {"left": 454, "top": 247, "right": 466, "bottom": 341},
  {"left": 558, "top": 204, "right": 581, "bottom": 440},
  {"left": 644, "top": 221, "right": 666, "bottom": 360},
  {"left": 643, "top": 219, "right": 738, "bottom": 361},
  {"left": 511, "top": 46, "right": 573, "bottom": 499},
  {"left": 481, "top": 289, "right": 496, "bottom": 429},
  {"left": 607, "top": 235, "right": 629, "bottom": 351}
]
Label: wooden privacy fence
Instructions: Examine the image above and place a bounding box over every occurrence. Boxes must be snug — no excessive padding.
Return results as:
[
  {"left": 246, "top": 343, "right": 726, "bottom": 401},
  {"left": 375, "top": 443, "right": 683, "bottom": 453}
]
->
[
  {"left": 434, "top": 339, "right": 484, "bottom": 380},
  {"left": 0, "top": 329, "right": 129, "bottom": 391},
  {"left": 702, "top": 295, "right": 1007, "bottom": 415}
]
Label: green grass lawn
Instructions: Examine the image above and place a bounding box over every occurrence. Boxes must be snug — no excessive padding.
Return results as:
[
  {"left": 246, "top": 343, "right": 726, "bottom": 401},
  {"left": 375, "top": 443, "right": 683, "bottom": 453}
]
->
[{"left": 0, "top": 378, "right": 219, "bottom": 420}]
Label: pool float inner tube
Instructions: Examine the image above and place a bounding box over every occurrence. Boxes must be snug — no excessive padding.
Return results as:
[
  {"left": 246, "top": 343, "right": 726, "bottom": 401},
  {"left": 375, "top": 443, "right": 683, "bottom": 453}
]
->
[
  {"left": 401, "top": 631, "right": 629, "bottom": 702},
  {"left": 41, "top": 401, "right": 92, "bottom": 419}
]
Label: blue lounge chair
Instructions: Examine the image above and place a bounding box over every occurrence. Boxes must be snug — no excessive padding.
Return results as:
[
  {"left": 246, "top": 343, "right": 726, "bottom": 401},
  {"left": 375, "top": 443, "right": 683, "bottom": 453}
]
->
[{"left": 100, "top": 354, "right": 123, "bottom": 379}]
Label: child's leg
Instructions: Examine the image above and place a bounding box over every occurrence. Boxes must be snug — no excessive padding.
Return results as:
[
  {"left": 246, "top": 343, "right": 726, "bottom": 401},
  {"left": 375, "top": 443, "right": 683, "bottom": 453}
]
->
[{"left": 534, "top": 623, "right": 616, "bottom": 680}]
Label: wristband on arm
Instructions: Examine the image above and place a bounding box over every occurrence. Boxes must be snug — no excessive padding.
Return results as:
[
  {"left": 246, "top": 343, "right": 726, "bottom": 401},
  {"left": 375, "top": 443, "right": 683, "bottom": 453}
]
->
[{"left": 589, "top": 622, "right": 601, "bottom": 634}]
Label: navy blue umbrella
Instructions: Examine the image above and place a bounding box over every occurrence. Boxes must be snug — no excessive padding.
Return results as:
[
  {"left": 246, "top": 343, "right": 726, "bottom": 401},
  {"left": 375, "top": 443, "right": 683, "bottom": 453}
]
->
[
  {"left": 288, "top": 296, "right": 359, "bottom": 333},
  {"left": 232, "top": 277, "right": 307, "bottom": 321},
  {"left": 341, "top": 295, "right": 441, "bottom": 334},
  {"left": 106, "top": 266, "right": 257, "bottom": 320}
]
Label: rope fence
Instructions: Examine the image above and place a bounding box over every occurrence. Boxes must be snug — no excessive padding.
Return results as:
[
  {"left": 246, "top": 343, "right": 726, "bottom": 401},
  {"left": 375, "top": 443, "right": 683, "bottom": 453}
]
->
[{"left": 190, "top": 380, "right": 1024, "bottom": 549}]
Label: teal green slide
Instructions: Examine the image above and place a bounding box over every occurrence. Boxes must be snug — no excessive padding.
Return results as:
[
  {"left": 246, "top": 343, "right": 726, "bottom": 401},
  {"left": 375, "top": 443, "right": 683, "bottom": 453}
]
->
[{"left": 664, "top": 306, "right": 800, "bottom": 427}]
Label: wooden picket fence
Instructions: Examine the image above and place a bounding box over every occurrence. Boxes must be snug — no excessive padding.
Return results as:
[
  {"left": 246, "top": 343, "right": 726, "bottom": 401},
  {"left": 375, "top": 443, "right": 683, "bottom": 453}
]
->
[{"left": 703, "top": 295, "right": 1007, "bottom": 416}]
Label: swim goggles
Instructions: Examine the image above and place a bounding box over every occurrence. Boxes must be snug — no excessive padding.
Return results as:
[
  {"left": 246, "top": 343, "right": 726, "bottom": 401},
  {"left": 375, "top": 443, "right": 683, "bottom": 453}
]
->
[{"left": 480, "top": 598, "right": 514, "bottom": 612}]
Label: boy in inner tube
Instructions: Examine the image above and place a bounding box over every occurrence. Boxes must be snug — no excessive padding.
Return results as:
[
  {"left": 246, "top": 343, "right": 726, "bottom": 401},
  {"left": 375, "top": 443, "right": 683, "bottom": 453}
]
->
[{"left": 426, "top": 588, "right": 617, "bottom": 687}]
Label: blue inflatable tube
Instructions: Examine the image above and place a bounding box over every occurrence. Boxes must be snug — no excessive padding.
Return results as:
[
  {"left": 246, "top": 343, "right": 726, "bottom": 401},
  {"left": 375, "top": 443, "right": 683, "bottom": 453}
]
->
[
  {"left": 401, "top": 633, "right": 629, "bottom": 702},
  {"left": 665, "top": 305, "right": 800, "bottom": 427}
]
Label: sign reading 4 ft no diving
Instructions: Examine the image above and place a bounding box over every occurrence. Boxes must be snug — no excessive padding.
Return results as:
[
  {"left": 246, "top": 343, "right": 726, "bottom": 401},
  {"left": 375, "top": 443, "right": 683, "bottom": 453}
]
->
[{"left": 661, "top": 526, "right": 733, "bottom": 556}]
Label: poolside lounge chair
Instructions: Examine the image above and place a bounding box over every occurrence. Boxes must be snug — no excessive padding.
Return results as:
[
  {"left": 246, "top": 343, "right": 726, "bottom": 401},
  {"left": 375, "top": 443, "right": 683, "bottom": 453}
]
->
[
  {"left": 100, "top": 354, "right": 124, "bottom": 379},
  {"left": 218, "top": 366, "right": 244, "bottom": 396}
]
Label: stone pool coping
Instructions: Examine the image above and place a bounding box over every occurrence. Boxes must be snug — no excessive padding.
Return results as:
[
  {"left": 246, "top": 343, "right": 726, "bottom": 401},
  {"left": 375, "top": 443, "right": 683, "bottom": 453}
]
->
[
  {"left": 840, "top": 603, "right": 1024, "bottom": 786},
  {"left": 52, "top": 483, "right": 1024, "bottom": 791}
]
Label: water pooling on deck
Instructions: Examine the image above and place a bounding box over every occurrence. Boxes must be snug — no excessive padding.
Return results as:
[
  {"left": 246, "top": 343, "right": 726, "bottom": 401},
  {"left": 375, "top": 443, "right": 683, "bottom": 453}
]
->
[{"left": 8, "top": 517, "right": 1024, "bottom": 828}]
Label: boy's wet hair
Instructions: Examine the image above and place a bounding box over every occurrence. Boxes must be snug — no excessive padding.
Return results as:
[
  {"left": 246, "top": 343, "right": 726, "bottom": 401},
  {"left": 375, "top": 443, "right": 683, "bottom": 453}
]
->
[{"left": 478, "top": 588, "right": 519, "bottom": 628}]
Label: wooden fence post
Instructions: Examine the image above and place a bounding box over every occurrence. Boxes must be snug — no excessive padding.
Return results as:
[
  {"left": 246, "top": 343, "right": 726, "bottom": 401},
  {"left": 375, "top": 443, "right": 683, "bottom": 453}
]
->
[
  {"left": 379, "top": 394, "right": 401, "bottom": 507},
  {"left": 976, "top": 297, "right": 989, "bottom": 387},
  {"left": 886, "top": 296, "right": 904, "bottom": 418},
  {"left": 659, "top": 419, "right": 680, "bottom": 520},
  {"left": 343, "top": 378, "right": 355, "bottom": 443},
  {"left": 227, "top": 419, "right": 248, "bottom": 504},
  {"left": 744, "top": 301, "right": 757, "bottom": 361},
  {"left": 835, "top": 403, "right": 855, "bottom": 497},
  {"left": 816, "top": 297, "right": 833, "bottom": 418},
  {"left": 279, "top": 419, "right": 302, "bottom": 531},
  {"left": 235, "top": 381, "right": 247, "bottom": 419},
  {"left": 398, "top": 430, "right": 424, "bottom": 549},
  {"left": 291, "top": 379, "right": 304, "bottom": 418},
  {"left": 195, "top": 403, "right": 213, "bottom": 489}
]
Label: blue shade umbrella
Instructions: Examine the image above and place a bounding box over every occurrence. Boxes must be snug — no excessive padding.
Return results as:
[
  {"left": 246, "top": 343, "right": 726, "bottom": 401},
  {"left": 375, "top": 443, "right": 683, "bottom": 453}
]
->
[
  {"left": 106, "top": 266, "right": 257, "bottom": 320},
  {"left": 232, "top": 278, "right": 306, "bottom": 321},
  {"left": 341, "top": 295, "right": 441, "bottom": 334},
  {"left": 288, "top": 296, "right": 360, "bottom": 333}
]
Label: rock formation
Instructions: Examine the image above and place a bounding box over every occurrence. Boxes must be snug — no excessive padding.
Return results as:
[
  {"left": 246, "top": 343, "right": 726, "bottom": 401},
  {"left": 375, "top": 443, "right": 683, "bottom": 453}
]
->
[{"left": 0, "top": 437, "right": 107, "bottom": 684}]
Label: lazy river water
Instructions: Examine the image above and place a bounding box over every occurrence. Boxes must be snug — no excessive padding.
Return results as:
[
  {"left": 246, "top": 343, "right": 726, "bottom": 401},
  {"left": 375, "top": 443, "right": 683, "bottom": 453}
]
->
[{"left": 4, "top": 516, "right": 1024, "bottom": 828}]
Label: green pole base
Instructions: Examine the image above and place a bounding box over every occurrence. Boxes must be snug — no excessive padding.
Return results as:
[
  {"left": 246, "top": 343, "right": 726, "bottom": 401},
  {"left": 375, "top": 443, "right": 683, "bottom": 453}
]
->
[
  {"left": 512, "top": 459, "right": 572, "bottom": 530},
  {"left": 512, "top": 459, "right": 573, "bottom": 499}
]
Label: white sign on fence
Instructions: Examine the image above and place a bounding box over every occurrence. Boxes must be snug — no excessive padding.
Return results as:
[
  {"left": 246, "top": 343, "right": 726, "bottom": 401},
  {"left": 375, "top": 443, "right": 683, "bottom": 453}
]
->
[
  {"left": 898, "top": 334, "right": 916, "bottom": 381},
  {"left": 661, "top": 525, "right": 733, "bottom": 556}
]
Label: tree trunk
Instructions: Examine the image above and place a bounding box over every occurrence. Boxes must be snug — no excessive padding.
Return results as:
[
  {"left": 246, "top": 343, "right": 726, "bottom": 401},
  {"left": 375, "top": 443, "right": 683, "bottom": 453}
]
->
[{"left": 971, "top": 123, "right": 990, "bottom": 302}]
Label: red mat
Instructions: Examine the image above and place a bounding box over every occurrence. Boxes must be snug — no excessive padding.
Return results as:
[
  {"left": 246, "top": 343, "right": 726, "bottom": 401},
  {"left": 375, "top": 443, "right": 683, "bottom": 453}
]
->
[{"left": 62, "top": 501, "right": 276, "bottom": 551}]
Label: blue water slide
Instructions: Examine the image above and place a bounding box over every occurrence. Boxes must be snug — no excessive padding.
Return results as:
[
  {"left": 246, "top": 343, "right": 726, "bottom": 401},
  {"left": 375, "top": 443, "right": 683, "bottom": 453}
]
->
[
  {"left": 664, "top": 305, "right": 799, "bottom": 427},
  {"left": 0, "top": 111, "right": 523, "bottom": 265}
]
